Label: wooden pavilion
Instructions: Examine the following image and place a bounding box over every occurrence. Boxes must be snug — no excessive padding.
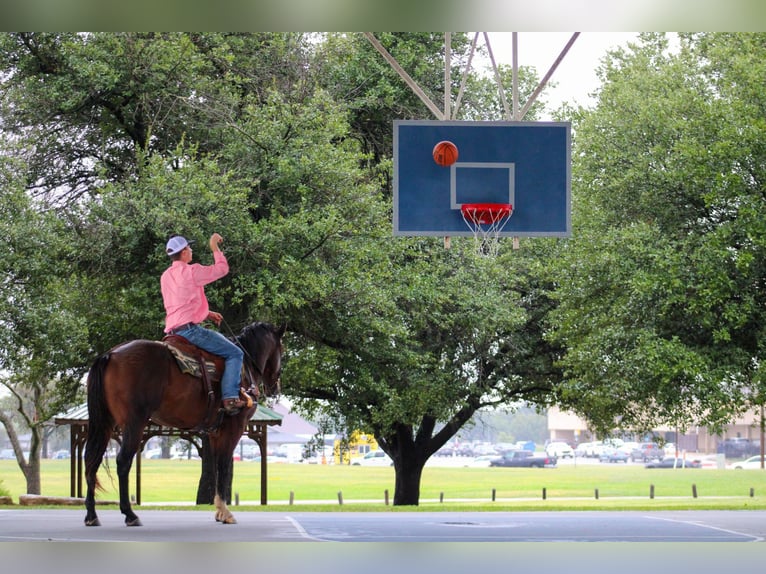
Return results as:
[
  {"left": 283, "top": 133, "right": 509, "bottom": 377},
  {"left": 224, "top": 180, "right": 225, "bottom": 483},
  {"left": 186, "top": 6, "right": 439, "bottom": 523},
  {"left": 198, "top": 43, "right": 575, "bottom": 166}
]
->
[{"left": 54, "top": 403, "right": 283, "bottom": 505}]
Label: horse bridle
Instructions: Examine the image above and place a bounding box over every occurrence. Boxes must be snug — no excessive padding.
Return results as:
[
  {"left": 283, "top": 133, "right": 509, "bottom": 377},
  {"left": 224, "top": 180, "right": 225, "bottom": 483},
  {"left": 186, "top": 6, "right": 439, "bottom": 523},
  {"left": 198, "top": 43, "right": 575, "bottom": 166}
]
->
[{"left": 225, "top": 320, "right": 281, "bottom": 403}]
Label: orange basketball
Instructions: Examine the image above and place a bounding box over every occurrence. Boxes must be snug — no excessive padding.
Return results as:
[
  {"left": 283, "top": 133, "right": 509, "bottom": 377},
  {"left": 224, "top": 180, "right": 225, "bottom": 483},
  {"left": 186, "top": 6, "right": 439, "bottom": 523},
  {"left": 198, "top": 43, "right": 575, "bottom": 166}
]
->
[{"left": 432, "top": 140, "right": 458, "bottom": 167}]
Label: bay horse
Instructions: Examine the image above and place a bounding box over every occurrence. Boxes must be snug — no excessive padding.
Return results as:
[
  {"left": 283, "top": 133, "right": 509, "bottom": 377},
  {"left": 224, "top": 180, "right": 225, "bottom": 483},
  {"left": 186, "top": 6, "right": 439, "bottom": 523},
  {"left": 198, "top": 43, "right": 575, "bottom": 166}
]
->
[{"left": 83, "top": 321, "right": 285, "bottom": 527}]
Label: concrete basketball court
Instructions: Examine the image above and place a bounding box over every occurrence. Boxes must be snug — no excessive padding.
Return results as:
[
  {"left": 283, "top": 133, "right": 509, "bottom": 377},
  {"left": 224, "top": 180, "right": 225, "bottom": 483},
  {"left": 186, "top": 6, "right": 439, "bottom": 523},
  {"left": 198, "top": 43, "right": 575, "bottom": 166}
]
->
[{"left": 1, "top": 508, "right": 764, "bottom": 542}]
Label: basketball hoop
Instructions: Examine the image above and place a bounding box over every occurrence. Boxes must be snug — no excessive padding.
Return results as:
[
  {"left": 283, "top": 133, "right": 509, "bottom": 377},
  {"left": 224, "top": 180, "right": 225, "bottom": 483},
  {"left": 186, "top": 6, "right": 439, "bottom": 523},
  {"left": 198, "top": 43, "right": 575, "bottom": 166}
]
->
[{"left": 460, "top": 202, "right": 513, "bottom": 256}]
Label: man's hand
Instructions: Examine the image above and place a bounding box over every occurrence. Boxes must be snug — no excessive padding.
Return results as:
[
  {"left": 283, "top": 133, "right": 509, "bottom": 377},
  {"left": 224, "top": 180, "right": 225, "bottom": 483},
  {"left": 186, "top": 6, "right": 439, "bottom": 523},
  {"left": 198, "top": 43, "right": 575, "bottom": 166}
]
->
[
  {"left": 207, "top": 311, "right": 223, "bottom": 326},
  {"left": 209, "top": 233, "right": 223, "bottom": 252}
]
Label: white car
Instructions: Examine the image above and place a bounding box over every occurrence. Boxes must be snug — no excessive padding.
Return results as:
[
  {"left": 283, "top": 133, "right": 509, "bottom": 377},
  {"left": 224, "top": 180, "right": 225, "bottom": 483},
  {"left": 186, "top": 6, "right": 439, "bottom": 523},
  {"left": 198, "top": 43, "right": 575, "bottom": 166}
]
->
[
  {"left": 574, "top": 442, "right": 593, "bottom": 457},
  {"left": 618, "top": 441, "right": 640, "bottom": 456},
  {"left": 546, "top": 441, "right": 574, "bottom": 458},
  {"left": 589, "top": 442, "right": 607, "bottom": 458},
  {"left": 464, "top": 455, "right": 500, "bottom": 468},
  {"left": 731, "top": 455, "right": 765, "bottom": 470},
  {"left": 351, "top": 450, "right": 393, "bottom": 466}
]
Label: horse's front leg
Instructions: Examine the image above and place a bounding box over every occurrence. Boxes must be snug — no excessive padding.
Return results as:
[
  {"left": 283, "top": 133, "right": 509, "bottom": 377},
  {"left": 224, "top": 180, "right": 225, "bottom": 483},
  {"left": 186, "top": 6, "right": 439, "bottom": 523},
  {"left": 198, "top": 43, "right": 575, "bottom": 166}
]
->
[
  {"left": 213, "top": 453, "right": 236, "bottom": 524},
  {"left": 214, "top": 493, "right": 236, "bottom": 524}
]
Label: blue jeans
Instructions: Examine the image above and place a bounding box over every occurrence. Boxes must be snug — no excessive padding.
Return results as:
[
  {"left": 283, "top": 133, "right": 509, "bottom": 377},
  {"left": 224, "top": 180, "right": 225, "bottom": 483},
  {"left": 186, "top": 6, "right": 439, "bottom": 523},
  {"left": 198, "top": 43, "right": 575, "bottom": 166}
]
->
[{"left": 175, "top": 324, "right": 244, "bottom": 401}]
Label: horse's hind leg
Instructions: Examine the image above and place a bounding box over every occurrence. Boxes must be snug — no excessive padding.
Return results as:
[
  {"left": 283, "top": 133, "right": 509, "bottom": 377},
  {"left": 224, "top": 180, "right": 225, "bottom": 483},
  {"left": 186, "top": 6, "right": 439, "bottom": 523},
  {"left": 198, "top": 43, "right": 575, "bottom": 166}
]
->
[
  {"left": 84, "top": 460, "right": 102, "bottom": 526},
  {"left": 84, "top": 433, "right": 109, "bottom": 526},
  {"left": 116, "top": 426, "right": 143, "bottom": 526}
]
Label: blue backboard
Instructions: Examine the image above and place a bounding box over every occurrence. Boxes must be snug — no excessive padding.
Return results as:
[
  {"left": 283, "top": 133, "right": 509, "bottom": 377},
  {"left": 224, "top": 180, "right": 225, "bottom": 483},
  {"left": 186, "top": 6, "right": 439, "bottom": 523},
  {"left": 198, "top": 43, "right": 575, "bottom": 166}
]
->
[{"left": 393, "top": 120, "right": 571, "bottom": 237}]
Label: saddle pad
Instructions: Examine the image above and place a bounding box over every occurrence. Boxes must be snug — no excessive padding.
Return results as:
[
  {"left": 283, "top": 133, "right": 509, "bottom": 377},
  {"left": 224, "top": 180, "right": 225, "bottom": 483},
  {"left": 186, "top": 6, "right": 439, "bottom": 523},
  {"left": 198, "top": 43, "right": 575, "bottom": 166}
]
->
[{"left": 162, "top": 337, "right": 222, "bottom": 383}]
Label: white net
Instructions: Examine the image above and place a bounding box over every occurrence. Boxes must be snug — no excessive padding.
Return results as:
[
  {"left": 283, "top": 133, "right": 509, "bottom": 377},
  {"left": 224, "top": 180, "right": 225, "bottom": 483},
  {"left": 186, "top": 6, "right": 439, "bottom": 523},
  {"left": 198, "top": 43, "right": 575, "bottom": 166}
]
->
[{"left": 460, "top": 203, "right": 513, "bottom": 257}]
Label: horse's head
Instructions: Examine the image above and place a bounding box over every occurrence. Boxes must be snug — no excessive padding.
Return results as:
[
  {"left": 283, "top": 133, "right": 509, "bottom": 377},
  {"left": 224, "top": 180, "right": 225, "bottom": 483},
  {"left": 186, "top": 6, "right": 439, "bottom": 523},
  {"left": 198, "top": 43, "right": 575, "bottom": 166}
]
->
[{"left": 238, "top": 322, "right": 286, "bottom": 400}]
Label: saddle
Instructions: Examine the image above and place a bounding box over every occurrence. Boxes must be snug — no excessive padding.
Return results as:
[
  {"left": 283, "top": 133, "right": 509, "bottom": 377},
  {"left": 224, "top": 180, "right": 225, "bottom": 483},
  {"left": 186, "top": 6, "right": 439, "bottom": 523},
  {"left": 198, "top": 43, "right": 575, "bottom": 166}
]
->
[
  {"left": 161, "top": 334, "right": 254, "bottom": 430},
  {"left": 162, "top": 334, "right": 224, "bottom": 383}
]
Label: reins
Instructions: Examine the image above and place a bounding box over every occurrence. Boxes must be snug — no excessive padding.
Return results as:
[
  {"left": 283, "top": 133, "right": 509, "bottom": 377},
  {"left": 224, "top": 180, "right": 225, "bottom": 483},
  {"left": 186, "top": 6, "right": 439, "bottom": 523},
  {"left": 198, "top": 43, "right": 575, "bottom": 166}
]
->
[{"left": 221, "top": 318, "right": 259, "bottom": 371}]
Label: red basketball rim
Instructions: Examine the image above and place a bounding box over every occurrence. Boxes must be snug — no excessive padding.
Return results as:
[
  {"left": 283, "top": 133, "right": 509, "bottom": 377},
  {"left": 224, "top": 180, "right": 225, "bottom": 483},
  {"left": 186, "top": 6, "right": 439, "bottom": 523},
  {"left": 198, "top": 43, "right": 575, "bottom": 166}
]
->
[{"left": 460, "top": 202, "right": 513, "bottom": 225}]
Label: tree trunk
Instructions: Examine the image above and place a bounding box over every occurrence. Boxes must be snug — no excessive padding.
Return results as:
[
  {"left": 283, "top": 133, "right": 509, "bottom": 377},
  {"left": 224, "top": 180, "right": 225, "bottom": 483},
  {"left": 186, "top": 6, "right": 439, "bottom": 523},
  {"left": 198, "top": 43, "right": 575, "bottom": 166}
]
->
[
  {"left": 24, "top": 427, "right": 43, "bottom": 494},
  {"left": 392, "top": 458, "right": 425, "bottom": 506},
  {"left": 160, "top": 436, "right": 172, "bottom": 459},
  {"left": 23, "top": 461, "right": 41, "bottom": 495}
]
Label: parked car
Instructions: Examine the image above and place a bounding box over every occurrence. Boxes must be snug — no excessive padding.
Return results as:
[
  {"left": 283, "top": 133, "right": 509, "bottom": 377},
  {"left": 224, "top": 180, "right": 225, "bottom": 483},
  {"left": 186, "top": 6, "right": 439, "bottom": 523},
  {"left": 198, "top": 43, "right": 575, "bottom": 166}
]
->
[
  {"left": 574, "top": 442, "right": 593, "bottom": 458},
  {"left": 351, "top": 450, "right": 393, "bottom": 466},
  {"left": 599, "top": 447, "right": 629, "bottom": 463},
  {"left": 698, "top": 455, "right": 723, "bottom": 469},
  {"left": 490, "top": 450, "right": 557, "bottom": 468},
  {"left": 546, "top": 441, "right": 574, "bottom": 458},
  {"left": 731, "top": 455, "right": 765, "bottom": 470},
  {"left": 456, "top": 444, "right": 475, "bottom": 457},
  {"left": 589, "top": 442, "right": 608, "bottom": 458},
  {"left": 631, "top": 442, "right": 665, "bottom": 462},
  {"left": 143, "top": 448, "right": 163, "bottom": 459},
  {"left": 618, "top": 441, "right": 640, "bottom": 456},
  {"left": 719, "top": 437, "right": 759, "bottom": 458},
  {"left": 473, "top": 443, "right": 499, "bottom": 456},
  {"left": 645, "top": 457, "right": 701, "bottom": 469},
  {"left": 464, "top": 455, "right": 500, "bottom": 468},
  {"left": 435, "top": 445, "right": 456, "bottom": 457}
]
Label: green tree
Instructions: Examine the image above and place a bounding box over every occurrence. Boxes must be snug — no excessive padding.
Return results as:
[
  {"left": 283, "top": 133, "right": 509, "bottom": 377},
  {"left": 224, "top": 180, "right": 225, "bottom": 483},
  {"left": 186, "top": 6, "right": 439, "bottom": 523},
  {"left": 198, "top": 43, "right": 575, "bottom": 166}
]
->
[
  {"left": 549, "top": 33, "right": 766, "bottom": 436},
  {"left": 0, "top": 32, "right": 563, "bottom": 506},
  {"left": 0, "top": 152, "right": 88, "bottom": 493},
  {"left": 0, "top": 32, "right": 309, "bottom": 207},
  {"left": 276, "top": 34, "right": 562, "bottom": 504}
]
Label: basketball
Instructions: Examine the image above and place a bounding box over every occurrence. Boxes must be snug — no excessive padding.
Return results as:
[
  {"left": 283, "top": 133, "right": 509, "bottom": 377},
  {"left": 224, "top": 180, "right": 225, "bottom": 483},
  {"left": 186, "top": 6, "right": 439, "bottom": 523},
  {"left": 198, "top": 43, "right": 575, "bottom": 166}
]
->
[{"left": 432, "top": 140, "right": 458, "bottom": 167}]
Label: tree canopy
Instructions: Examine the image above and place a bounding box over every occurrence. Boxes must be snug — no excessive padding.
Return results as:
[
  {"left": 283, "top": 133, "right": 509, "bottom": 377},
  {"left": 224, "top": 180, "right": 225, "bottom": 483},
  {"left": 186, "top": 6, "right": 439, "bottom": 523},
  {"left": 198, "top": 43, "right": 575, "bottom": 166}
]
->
[
  {"left": 1, "top": 32, "right": 763, "bottom": 503},
  {"left": 549, "top": 32, "right": 766, "bottom": 436}
]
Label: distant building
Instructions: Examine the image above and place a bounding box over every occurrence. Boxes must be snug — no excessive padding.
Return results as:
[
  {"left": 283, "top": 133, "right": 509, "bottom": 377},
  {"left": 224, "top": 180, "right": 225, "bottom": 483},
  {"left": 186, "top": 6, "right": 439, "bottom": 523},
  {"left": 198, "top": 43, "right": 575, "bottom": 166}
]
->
[
  {"left": 547, "top": 406, "right": 764, "bottom": 453},
  {"left": 270, "top": 402, "right": 318, "bottom": 438}
]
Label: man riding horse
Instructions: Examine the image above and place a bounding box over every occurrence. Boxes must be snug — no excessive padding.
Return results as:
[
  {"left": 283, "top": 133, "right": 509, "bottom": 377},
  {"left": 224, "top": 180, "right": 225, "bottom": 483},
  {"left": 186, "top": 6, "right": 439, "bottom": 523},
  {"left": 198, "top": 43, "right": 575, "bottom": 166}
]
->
[
  {"left": 161, "top": 232, "right": 246, "bottom": 415},
  {"left": 83, "top": 232, "right": 285, "bottom": 526}
]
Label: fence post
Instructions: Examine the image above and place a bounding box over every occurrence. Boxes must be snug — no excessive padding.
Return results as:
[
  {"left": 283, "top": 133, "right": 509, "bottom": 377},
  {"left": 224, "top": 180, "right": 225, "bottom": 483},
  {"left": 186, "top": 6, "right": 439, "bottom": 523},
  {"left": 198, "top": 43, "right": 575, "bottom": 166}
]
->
[
  {"left": 542, "top": 487, "right": 547, "bottom": 500},
  {"left": 384, "top": 489, "right": 389, "bottom": 506},
  {"left": 650, "top": 484, "right": 655, "bottom": 499},
  {"left": 337, "top": 491, "right": 343, "bottom": 505},
  {"left": 594, "top": 488, "right": 599, "bottom": 500},
  {"left": 289, "top": 491, "right": 295, "bottom": 505},
  {"left": 492, "top": 488, "right": 496, "bottom": 502},
  {"left": 692, "top": 484, "right": 698, "bottom": 498}
]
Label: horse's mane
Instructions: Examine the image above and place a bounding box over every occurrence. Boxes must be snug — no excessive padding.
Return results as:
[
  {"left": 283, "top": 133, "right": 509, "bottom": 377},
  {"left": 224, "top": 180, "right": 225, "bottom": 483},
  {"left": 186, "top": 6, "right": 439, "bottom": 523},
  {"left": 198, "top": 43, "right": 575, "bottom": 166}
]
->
[
  {"left": 234, "top": 322, "right": 287, "bottom": 356},
  {"left": 236, "top": 321, "right": 274, "bottom": 344}
]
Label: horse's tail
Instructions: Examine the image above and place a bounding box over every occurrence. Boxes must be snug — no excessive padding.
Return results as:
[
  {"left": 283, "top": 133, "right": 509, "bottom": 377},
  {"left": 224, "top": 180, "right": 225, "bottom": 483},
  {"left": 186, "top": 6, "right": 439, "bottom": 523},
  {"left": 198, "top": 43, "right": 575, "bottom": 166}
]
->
[{"left": 84, "top": 353, "right": 114, "bottom": 492}]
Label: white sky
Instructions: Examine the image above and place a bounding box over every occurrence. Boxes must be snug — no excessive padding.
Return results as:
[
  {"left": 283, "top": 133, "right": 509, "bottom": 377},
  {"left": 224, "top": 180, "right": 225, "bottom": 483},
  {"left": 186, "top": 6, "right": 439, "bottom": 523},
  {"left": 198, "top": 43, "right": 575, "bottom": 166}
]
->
[{"left": 481, "top": 32, "right": 640, "bottom": 118}]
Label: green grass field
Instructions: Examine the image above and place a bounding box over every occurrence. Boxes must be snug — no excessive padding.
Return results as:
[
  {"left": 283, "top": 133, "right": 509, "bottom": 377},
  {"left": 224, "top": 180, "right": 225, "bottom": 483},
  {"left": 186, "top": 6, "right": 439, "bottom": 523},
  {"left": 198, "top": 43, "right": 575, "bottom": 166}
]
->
[{"left": 1, "top": 459, "right": 765, "bottom": 511}]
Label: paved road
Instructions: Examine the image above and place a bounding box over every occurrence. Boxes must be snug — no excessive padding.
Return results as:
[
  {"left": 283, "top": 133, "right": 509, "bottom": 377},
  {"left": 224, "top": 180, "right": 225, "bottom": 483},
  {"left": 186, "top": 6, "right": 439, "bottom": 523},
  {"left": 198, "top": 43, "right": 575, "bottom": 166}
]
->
[{"left": 0, "top": 508, "right": 763, "bottom": 542}]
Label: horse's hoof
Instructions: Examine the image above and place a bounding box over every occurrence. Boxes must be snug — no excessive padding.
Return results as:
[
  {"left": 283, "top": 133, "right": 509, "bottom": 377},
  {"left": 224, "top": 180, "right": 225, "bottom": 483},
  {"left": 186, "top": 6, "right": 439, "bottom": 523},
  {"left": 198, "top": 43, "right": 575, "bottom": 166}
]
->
[
  {"left": 126, "top": 518, "right": 143, "bottom": 527},
  {"left": 222, "top": 516, "right": 237, "bottom": 525},
  {"left": 84, "top": 518, "right": 101, "bottom": 527}
]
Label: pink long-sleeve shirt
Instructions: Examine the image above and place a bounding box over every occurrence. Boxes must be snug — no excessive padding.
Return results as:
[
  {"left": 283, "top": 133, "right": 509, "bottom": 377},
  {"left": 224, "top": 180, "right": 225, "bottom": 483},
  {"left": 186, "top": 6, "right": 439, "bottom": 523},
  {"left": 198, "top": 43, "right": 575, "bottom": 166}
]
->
[{"left": 161, "top": 251, "right": 229, "bottom": 333}]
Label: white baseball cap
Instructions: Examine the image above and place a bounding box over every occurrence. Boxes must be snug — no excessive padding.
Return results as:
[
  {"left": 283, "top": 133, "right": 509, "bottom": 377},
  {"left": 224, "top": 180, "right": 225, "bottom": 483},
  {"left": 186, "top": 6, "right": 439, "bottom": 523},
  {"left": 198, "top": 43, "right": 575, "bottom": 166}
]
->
[{"left": 165, "top": 235, "right": 195, "bottom": 255}]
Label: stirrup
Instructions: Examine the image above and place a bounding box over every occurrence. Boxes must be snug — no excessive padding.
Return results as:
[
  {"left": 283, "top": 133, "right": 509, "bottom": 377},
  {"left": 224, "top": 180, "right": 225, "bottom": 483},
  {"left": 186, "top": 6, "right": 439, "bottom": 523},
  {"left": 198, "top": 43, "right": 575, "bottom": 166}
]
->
[{"left": 222, "top": 397, "right": 245, "bottom": 415}]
